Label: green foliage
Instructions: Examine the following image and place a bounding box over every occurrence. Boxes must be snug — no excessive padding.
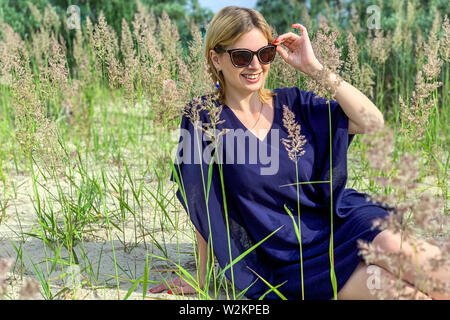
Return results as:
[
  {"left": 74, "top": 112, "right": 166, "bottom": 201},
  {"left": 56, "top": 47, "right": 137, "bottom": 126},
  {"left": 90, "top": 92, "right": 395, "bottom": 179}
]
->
[
  {"left": 257, "top": 0, "right": 449, "bottom": 37},
  {"left": 0, "top": 0, "right": 50, "bottom": 39},
  {"left": 0, "top": 0, "right": 213, "bottom": 44},
  {"left": 255, "top": 0, "right": 306, "bottom": 34},
  {"left": 0, "top": 0, "right": 448, "bottom": 300}
]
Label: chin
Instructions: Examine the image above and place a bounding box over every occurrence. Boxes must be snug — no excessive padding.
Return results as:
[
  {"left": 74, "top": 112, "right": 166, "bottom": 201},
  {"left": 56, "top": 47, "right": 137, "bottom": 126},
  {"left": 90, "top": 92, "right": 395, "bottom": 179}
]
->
[
  {"left": 241, "top": 76, "right": 267, "bottom": 92},
  {"left": 241, "top": 84, "right": 263, "bottom": 95}
]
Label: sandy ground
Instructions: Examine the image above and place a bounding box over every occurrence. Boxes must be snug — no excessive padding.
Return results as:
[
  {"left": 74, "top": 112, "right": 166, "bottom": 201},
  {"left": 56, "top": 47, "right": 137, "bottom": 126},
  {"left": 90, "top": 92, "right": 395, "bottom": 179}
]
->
[
  {"left": 0, "top": 101, "right": 249, "bottom": 301},
  {"left": 0, "top": 153, "right": 239, "bottom": 300},
  {"left": 0, "top": 124, "right": 447, "bottom": 300}
]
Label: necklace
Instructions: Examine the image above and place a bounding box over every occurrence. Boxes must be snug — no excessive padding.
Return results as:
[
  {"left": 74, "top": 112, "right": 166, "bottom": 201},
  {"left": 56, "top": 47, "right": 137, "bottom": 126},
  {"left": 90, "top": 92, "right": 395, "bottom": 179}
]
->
[{"left": 248, "top": 100, "right": 264, "bottom": 131}]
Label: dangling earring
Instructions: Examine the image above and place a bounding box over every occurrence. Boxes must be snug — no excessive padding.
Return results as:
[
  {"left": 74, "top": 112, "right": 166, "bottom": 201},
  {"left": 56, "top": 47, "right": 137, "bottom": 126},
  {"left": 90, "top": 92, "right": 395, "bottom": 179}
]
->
[{"left": 215, "top": 81, "right": 220, "bottom": 90}]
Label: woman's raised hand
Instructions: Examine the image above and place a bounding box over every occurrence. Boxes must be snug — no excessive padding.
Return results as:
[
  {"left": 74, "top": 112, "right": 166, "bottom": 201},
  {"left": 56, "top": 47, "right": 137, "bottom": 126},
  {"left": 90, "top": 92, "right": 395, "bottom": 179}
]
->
[
  {"left": 149, "top": 275, "right": 199, "bottom": 295},
  {"left": 272, "top": 24, "right": 323, "bottom": 77}
]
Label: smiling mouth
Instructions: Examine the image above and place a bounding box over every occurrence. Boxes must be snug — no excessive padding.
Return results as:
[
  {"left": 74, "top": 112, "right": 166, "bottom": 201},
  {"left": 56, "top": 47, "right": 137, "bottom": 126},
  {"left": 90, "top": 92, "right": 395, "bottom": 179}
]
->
[{"left": 241, "top": 72, "right": 262, "bottom": 80}]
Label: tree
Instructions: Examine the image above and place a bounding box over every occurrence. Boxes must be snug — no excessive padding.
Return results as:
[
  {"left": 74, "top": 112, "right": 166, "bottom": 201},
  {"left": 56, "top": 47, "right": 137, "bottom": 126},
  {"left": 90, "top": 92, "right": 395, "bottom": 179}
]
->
[
  {"left": 0, "top": 0, "right": 213, "bottom": 44},
  {"left": 256, "top": 0, "right": 342, "bottom": 34},
  {"left": 256, "top": 0, "right": 310, "bottom": 34}
]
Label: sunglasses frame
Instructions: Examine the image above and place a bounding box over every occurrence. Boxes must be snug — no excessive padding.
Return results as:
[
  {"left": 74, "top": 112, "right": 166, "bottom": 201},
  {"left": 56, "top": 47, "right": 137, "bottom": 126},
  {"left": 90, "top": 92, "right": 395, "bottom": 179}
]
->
[{"left": 214, "top": 44, "right": 277, "bottom": 68}]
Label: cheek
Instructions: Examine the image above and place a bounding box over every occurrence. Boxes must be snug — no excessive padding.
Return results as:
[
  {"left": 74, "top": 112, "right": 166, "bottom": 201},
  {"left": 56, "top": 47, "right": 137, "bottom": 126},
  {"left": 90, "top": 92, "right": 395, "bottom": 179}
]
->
[
  {"left": 221, "top": 68, "right": 237, "bottom": 81},
  {"left": 219, "top": 61, "right": 240, "bottom": 80},
  {"left": 220, "top": 69, "right": 242, "bottom": 87}
]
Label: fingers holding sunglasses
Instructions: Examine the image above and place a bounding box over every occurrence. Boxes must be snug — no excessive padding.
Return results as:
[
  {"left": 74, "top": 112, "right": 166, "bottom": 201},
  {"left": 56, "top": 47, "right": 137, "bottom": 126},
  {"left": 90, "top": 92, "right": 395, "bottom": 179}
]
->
[
  {"left": 271, "top": 32, "right": 302, "bottom": 52},
  {"left": 272, "top": 24, "right": 310, "bottom": 48},
  {"left": 274, "top": 31, "right": 321, "bottom": 74},
  {"left": 275, "top": 45, "right": 290, "bottom": 63},
  {"left": 275, "top": 45, "right": 302, "bottom": 69},
  {"left": 271, "top": 32, "right": 299, "bottom": 44}
]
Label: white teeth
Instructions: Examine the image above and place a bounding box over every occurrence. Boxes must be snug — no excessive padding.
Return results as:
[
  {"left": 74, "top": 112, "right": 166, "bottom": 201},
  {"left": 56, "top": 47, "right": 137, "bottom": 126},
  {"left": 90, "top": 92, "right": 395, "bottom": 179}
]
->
[{"left": 243, "top": 74, "right": 260, "bottom": 79}]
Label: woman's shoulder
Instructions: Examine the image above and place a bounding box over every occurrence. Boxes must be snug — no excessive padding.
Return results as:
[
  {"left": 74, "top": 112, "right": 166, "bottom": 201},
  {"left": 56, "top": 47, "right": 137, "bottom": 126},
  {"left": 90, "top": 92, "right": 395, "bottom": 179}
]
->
[
  {"left": 272, "top": 86, "right": 315, "bottom": 100},
  {"left": 273, "top": 86, "right": 331, "bottom": 107},
  {"left": 272, "top": 86, "right": 314, "bottom": 108}
]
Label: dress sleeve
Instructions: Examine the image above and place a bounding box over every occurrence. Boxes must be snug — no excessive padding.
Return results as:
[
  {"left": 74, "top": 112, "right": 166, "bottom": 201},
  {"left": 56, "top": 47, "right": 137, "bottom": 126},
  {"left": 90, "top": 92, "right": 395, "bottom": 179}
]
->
[
  {"left": 169, "top": 109, "right": 215, "bottom": 240},
  {"left": 287, "top": 87, "right": 355, "bottom": 217},
  {"left": 169, "top": 101, "right": 269, "bottom": 297}
]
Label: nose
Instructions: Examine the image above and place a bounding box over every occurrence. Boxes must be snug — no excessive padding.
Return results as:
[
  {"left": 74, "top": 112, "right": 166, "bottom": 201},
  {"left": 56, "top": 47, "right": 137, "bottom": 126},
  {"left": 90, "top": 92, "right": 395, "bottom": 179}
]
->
[{"left": 248, "top": 53, "right": 261, "bottom": 68}]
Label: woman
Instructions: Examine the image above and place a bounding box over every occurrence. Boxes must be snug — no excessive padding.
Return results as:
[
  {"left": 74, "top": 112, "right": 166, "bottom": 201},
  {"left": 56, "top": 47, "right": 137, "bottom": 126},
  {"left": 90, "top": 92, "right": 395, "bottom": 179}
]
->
[{"left": 150, "top": 6, "right": 448, "bottom": 300}]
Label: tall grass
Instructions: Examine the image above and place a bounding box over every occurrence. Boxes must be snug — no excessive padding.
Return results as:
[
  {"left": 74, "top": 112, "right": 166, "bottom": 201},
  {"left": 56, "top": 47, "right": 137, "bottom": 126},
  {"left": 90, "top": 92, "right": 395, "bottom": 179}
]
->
[{"left": 0, "top": 1, "right": 448, "bottom": 300}]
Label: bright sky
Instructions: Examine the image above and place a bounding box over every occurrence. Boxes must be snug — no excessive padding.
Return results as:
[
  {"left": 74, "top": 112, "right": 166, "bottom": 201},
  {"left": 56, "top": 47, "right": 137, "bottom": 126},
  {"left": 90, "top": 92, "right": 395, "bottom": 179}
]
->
[{"left": 198, "top": 0, "right": 258, "bottom": 13}]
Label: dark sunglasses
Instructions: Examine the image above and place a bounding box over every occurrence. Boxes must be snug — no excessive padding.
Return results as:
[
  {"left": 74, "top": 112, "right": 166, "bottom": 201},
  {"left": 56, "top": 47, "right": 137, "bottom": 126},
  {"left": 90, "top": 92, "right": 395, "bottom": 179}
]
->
[{"left": 213, "top": 44, "right": 277, "bottom": 68}]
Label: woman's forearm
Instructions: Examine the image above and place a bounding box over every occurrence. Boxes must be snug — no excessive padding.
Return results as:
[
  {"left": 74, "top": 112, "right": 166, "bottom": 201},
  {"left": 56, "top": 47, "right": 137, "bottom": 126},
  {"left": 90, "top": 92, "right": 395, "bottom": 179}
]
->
[
  {"left": 195, "top": 229, "right": 212, "bottom": 289},
  {"left": 329, "top": 71, "right": 384, "bottom": 129},
  {"left": 311, "top": 65, "right": 384, "bottom": 130}
]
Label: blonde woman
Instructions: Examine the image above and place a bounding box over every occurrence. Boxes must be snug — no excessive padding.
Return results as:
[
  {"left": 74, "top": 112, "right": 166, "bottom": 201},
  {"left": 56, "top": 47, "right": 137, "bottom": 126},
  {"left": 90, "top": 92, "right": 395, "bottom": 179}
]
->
[{"left": 150, "top": 6, "right": 448, "bottom": 300}]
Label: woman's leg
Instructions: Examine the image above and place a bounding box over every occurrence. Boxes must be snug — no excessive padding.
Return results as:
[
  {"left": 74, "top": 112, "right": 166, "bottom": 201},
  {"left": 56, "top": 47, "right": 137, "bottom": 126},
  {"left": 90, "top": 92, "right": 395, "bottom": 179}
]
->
[
  {"left": 369, "top": 229, "right": 449, "bottom": 299},
  {"left": 337, "top": 261, "right": 431, "bottom": 300}
]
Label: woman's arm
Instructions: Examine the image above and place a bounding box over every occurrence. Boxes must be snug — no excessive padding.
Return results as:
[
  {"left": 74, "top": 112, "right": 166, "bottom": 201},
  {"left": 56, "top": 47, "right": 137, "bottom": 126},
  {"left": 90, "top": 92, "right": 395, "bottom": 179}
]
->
[
  {"left": 149, "top": 229, "right": 213, "bottom": 295},
  {"left": 273, "top": 24, "right": 384, "bottom": 134},
  {"left": 311, "top": 69, "right": 385, "bottom": 134},
  {"left": 196, "top": 229, "right": 214, "bottom": 289}
]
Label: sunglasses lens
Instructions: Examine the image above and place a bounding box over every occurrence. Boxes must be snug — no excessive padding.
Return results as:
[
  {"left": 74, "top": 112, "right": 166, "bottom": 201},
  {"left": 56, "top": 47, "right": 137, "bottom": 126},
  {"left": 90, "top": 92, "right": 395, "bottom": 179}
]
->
[
  {"left": 231, "top": 50, "right": 252, "bottom": 67},
  {"left": 259, "top": 46, "right": 276, "bottom": 64}
]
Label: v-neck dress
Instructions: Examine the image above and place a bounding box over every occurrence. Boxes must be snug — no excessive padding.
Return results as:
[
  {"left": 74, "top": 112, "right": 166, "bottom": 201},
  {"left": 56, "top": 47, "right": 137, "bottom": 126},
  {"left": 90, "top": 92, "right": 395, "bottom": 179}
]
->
[{"left": 170, "top": 86, "right": 396, "bottom": 300}]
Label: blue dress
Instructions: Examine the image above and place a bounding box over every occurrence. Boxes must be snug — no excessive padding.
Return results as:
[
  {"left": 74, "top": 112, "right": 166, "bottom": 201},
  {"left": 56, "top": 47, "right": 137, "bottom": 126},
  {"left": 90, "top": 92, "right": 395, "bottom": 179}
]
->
[{"left": 170, "top": 86, "right": 395, "bottom": 300}]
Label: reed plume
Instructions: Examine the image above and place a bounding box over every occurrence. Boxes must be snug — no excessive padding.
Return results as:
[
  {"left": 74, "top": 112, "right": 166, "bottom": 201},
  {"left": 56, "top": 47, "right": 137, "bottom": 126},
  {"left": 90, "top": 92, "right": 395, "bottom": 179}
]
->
[
  {"left": 398, "top": 11, "right": 443, "bottom": 142},
  {"left": 158, "top": 11, "right": 182, "bottom": 79},
  {"left": 27, "top": 2, "right": 42, "bottom": 24},
  {"left": 358, "top": 109, "right": 449, "bottom": 300},
  {"left": 119, "top": 18, "right": 139, "bottom": 100},
  {"left": 367, "top": 29, "right": 392, "bottom": 66},
  {"left": 343, "top": 31, "right": 375, "bottom": 99},
  {"left": 423, "top": 11, "right": 443, "bottom": 81},
  {"left": 132, "top": 6, "right": 167, "bottom": 93},
  {"left": 281, "top": 105, "right": 307, "bottom": 162},
  {"left": 72, "top": 27, "right": 90, "bottom": 82},
  {"left": 0, "top": 22, "right": 64, "bottom": 175},
  {"left": 441, "top": 15, "right": 449, "bottom": 62},
  {"left": 280, "top": 104, "right": 308, "bottom": 299},
  {"left": 306, "top": 15, "right": 343, "bottom": 100},
  {"left": 41, "top": 35, "right": 69, "bottom": 98},
  {"left": 90, "top": 11, "right": 121, "bottom": 86},
  {"left": 392, "top": 0, "right": 404, "bottom": 53},
  {"left": 65, "top": 24, "right": 93, "bottom": 140},
  {"left": 42, "top": 3, "right": 60, "bottom": 32},
  {"left": 270, "top": 53, "right": 299, "bottom": 88},
  {"left": 186, "top": 21, "right": 215, "bottom": 97},
  {"left": 349, "top": 4, "right": 360, "bottom": 35}
]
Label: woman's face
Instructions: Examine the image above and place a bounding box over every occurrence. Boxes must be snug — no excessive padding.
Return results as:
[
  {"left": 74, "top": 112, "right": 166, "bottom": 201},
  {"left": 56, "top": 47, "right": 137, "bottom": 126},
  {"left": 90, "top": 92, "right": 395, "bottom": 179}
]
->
[{"left": 210, "top": 28, "right": 271, "bottom": 99}]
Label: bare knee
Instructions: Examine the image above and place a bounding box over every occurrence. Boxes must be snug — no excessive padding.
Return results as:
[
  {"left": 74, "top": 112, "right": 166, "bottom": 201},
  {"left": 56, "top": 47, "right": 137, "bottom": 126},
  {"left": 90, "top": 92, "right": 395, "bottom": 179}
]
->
[
  {"left": 372, "top": 230, "right": 441, "bottom": 259},
  {"left": 337, "top": 262, "right": 431, "bottom": 300},
  {"left": 370, "top": 230, "right": 442, "bottom": 276},
  {"left": 337, "top": 261, "right": 374, "bottom": 300},
  {"left": 372, "top": 230, "right": 403, "bottom": 254}
]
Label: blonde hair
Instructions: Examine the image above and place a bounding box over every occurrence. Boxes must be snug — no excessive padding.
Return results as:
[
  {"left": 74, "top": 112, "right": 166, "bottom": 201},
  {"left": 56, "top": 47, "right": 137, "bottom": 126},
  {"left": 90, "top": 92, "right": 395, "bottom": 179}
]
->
[{"left": 204, "top": 6, "right": 275, "bottom": 104}]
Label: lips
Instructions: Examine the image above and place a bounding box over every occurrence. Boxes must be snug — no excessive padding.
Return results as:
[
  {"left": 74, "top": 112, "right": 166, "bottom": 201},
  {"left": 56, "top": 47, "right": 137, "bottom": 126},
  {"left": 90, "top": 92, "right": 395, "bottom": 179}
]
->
[{"left": 241, "top": 72, "right": 262, "bottom": 83}]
